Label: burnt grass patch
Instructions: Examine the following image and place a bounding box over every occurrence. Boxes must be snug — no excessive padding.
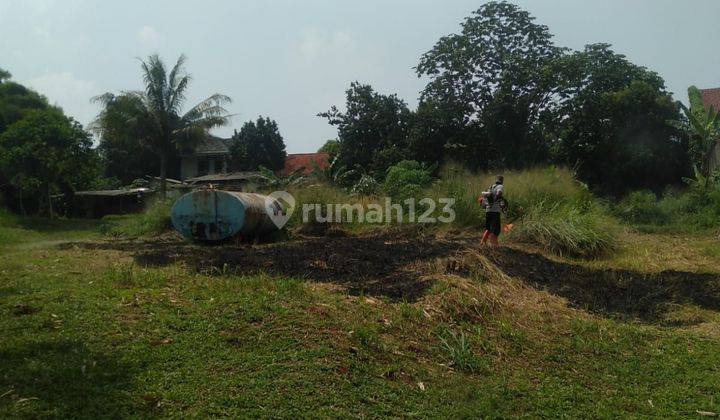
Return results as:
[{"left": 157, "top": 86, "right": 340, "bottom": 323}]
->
[
  {"left": 63, "top": 233, "right": 720, "bottom": 321},
  {"left": 64, "top": 232, "right": 470, "bottom": 301},
  {"left": 489, "top": 247, "right": 720, "bottom": 323}
]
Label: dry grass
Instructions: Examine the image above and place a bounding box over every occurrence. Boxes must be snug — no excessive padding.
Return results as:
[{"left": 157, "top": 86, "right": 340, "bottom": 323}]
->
[
  {"left": 583, "top": 230, "right": 720, "bottom": 274},
  {"left": 418, "top": 249, "right": 584, "bottom": 331}
]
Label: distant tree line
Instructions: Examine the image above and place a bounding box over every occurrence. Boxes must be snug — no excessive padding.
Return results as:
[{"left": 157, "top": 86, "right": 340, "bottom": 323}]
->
[
  {"left": 321, "top": 1, "right": 691, "bottom": 195},
  {"left": 1, "top": 0, "right": 712, "bottom": 216}
]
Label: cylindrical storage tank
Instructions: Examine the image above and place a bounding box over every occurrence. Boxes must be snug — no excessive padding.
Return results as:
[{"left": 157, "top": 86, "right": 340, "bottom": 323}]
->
[{"left": 171, "top": 190, "right": 282, "bottom": 241}]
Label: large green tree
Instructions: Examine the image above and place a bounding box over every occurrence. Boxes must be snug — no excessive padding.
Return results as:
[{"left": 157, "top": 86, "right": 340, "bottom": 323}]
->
[
  {"left": 415, "top": 1, "right": 564, "bottom": 168},
  {"left": 92, "top": 54, "right": 232, "bottom": 197},
  {"left": 0, "top": 68, "right": 53, "bottom": 212},
  {"left": 555, "top": 44, "right": 688, "bottom": 194},
  {"left": 319, "top": 82, "right": 413, "bottom": 178},
  {"left": 0, "top": 68, "right": 49, "bottom": 134},
  {"left": 229, "top": 116, "right": 287, "bottom": 171},
  {"left": 0, "top": 108, "right": 100, "bottom": 215}
]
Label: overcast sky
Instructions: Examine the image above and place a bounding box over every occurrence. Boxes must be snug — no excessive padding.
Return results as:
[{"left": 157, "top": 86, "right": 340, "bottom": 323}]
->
[{"left": 1, "top": 0, "right": 719, "bottom": 153}]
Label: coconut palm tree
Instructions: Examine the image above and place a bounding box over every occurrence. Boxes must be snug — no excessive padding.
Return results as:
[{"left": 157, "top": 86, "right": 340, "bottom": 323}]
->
[{"left": 92, "top": 54, "right": 231, "bottom": 197}]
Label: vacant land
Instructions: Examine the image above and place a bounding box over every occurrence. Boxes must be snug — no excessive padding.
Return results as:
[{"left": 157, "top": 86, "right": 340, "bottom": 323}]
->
[{"left": 1, "top": 218, "right": 720, "bottom": 418}]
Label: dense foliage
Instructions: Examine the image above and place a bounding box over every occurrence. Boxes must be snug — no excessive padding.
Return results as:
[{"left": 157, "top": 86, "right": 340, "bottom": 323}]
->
[
  {"left": 0, "top": 69, "right": 102, "bottom": 215},
  {"left": 0, "top": 108, "right": 100, "bottom": 215},
  {"left": 0, "top": 70, "right": 48, "bottom": 134},
  {"left": 229, "top": 116, "right": 287, "bottom": 171},
  {"left": 321, "top": 1, "right": 691, "bottom": 196},
  {"left": 554, "top": 44, "right": 688, "bottom": 194},
  {"left": 319, "top": 82, "right": 413, "bottom": 179},
  {"left": 383, "top": 160, "right": 433, "bottom": 200}
]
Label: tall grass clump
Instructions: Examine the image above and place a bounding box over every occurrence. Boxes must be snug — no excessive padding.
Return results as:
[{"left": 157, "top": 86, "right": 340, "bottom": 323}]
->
[
  {"left": 613, "top": 184, "right": 720, "bottom": 233},
  {"left": 512, "top": 201, "right": 617, "bottom": 257},
  {"left": 426, "top": 165, "right": 619, "bottom": 257},
  {"left": 103, "top": 199, "right": 172, "bottom": 237},
  {"left": 0, "top": 207, "right": 22, "bottom": 245},
  {"left": 286, "top": 183, "right": 379, "bottom": 233}
]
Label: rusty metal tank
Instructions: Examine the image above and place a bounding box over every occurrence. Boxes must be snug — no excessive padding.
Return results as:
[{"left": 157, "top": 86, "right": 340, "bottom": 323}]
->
[{"left": 171, "top": 190, "right": 282, "bottom": 241}]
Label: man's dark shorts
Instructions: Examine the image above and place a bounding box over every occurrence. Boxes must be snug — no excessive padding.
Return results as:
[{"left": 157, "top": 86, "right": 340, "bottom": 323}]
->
[{"left": 485, "top": 211, "right": 501, "bottom": 236}]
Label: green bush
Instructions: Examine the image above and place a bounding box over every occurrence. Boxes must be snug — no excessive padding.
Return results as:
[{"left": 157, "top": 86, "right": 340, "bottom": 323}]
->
[
  {"left": 613, "top": 190, "right": 668, "bottom": 225},
  {"left": 614, "top": 183, "right": 720, "bottom": 233},
  {"left": 383, "top": 160, "right": 432, "bottom": 200},
  {"left": 103, "top": 199, "right": 172, "bottom": 237}
]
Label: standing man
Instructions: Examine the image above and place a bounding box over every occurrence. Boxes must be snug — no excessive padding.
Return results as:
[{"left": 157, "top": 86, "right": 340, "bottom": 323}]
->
[{"left": 480, "top": 175, "right": 504, "bottom": 247}]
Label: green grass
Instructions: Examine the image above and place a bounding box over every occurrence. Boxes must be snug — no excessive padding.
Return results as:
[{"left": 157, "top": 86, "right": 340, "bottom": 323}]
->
[
  {"left": 101, "top": 199, "right": 172, "bottom": 238},
  {"left": 1, "top": 215, "right": 720, "bottom": 417},
  {"left": 614, "top": 186, "right": 720, "bottom": 234},
  {"left": 0, "top": 207, "right": 108, "bottom": 248}
]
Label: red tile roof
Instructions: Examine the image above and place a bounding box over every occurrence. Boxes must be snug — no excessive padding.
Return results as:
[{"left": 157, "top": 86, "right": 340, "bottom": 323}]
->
[
  {"left": 279, "top": 153, "right": 330, "bottom": 176},
  {"left": 700, "top": 88, "right": 720, "bottom": 112}
]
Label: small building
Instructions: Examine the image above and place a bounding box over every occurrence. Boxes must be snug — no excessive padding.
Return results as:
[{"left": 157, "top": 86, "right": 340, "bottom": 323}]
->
[
  {"left": 179, "top": 136, "right": 231, "bottom": 180},
  {"left": 72, "top": 188, "right": 154, "bottom": 218},
  {"left": 700, "top": 88, "right": 720, "bottom": 173},
  {"left": 186, "top": 172, "right": 265, "bottom": 192},
  {"left": 279, "top": 153, "right": 330, "bottom": 176}
]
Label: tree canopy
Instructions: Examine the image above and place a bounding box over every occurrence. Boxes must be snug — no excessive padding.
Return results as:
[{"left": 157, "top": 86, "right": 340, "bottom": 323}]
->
[
  {"left": 416, "top": 0, "right": 564, "bottom": 168},
  {"left": 319, "top": 1, "right": 690, "bottom": 195},
  {"left": 319, "top": 82, "right": 413, "bottom": 179},
  {"left": 0, "top": 68, "right": 49, "bottom": 134},
  {"left": 229, "top": 116, "right": 287, "bottom": 171},
  {"left": 92, "top": 54, "right": 232, "bottom": 196},
  {"left": 0, "top": 108, "right": 100, "bottom": 215}
]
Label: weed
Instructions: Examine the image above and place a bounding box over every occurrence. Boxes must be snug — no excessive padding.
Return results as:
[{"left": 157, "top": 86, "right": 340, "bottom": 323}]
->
[{"left": 439, "top": 328, "right": 482, "bottom": 373}]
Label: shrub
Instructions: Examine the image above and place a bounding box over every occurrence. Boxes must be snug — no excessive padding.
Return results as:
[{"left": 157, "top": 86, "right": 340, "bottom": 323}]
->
[
  {"left": 350, "top": 174, "right": 380, "bottom": 196},
  {"left": 614, "top": 183, "right": 720, "bottom": 233},
  {"left": 103, "top": 199, "right": 172, "bottom": 237},
  {"left": 383, "top": 160, "right": 433, "bottom": 200},
  {"left": 613, "top": 190, "right": 667, "bottom": 225}
]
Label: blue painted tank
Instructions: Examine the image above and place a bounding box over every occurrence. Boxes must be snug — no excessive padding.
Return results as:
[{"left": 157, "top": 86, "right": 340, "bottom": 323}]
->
[{"left": 171, "top": 190, "right": 281, "bottom": 241}]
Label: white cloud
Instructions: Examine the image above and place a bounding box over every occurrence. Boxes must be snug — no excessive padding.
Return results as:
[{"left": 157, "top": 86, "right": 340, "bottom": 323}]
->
[
  {"left": 298, "top": 28, "right": 355, "bottom": 62},
  {"left": 136, "top": 25, "right": 160, "bottom": 46},
  {"left": 24, "top": 72, "right": 102, "bottom": 128}
]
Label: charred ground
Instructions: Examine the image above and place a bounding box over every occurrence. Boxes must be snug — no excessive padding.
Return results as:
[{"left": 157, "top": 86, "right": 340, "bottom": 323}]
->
[{"left": 64, "top": 230, "right": 720, "bottom": 324}]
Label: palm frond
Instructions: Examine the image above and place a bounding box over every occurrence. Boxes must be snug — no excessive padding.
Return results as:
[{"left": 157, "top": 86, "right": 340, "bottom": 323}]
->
[
  {"left": 181, "top": 94, "right": 233, "bottom": 131},
  {"left": 167, "top": 54, "right": 191, "bottom": 113},
  {"left": 139, "top": 54, "right": 168, "bottom": 114}
]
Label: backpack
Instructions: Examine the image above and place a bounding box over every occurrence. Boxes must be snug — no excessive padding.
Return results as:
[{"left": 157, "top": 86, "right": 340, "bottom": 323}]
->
[
  {"left": 482, "top": 184, "right": 507, "bottom": 211},
  {"left": 482, "top": 184, "right": 497, "bottom": 209}
]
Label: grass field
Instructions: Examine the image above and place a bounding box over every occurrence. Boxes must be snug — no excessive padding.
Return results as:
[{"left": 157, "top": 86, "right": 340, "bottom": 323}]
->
[{"left": 1, "top": 212, "right": 720, "bottom": 417}]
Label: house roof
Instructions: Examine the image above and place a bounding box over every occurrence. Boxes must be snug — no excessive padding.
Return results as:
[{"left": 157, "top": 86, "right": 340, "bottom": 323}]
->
[
  {"left": 181, "top": 135, "right": 230, "bottom": 157},
  {"left": 74, "top": 188, "right": 152, "bottom": 197},
  {"left": 279, "top": 153, "right": 330, "bottom": 176},
  {"left": 187, "top": 171, "right": 264, "bottom": 184},
  {"left": 700, "top": 88, "right": 720, "bottom": 112}
]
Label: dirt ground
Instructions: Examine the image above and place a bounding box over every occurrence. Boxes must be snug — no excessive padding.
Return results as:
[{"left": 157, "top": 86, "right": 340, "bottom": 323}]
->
[{"left": 64, "top": 229, "right": 720, "bottom": 323}]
